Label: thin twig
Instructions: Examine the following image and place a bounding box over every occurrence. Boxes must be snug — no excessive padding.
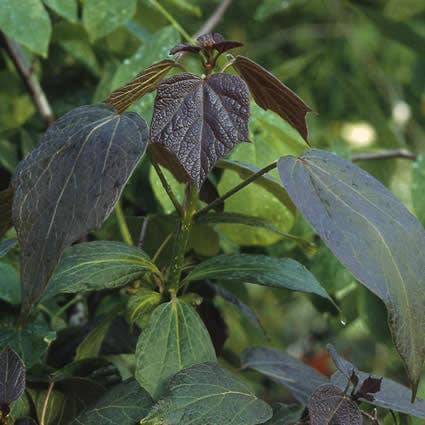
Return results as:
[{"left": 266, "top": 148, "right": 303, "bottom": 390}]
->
[
  {"left": 194, "top": 161, "right": 277, "bottom": 218},
  {"left": 0, "top": 32, "right": 54, "bottom": 127},
  {"left": 152, "top": 161, "right": 184, "bottom": 216},
  {"left": 194, "top": 0, "right": 232, "bottom": 38},
  {"left": 138, "top": 215, "right": 150, "bottom": 247},
  {"left": 352, "top": 149, "right": 417, "bottom": 162},
  {"left": 40, "top": 381, "right": 55, "bottom": 425}
]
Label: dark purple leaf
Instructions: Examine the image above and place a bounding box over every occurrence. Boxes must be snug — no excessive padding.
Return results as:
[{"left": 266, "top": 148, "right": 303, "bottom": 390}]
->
[
  {"left": 241, "top": 346, "right": 327, "bottom": 404},
  {"left": 169, "top": 43, "right": 201, "bottom": 55},
  {"left": 308, "top": 384, "right": 362, "bottom": 425},
  {"left": 357, "top": 376, "right": 382, "bottom": 400},
  {"left": 0, "top": 186, "right": 13, "bottom": 238},
  {"left": 105, "top": 59, "right": 178, "bottom": 113},
  {"left": 278, "top": 149, "right": 425, "bottom": 399},
  {"left": 196, "top": 33, "right": 243, "bottom": 53},
  {"left": 232, "top": 55, "right": 311, "bottom": 142},
  {"left": 150, "top": 72, "right": 250, "bottom": 188},
  {"left": 0, "top": 347, "right": 25, "bottom": 404},
  {"left": 12, "top": 105, "right": 148, "bottom": 315}
]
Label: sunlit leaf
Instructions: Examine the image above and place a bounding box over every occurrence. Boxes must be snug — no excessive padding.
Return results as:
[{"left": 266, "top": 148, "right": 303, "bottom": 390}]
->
[
  {"left": 278, "top": 149, "right": 425, "bottom": 397},
  {"left": 232, "top": 55, "right": 311, "bottom": 142},
  {"left": 12, "top": 105, "right": 148, "bottom": 315},
  {"left": 308, "top": 384, "right": 362, "bottom": 425},
  {"left": 43, "top": 0, "right": 77, "bottom": 22},
  {"left": 183, "top": 254, "right": 332, "bottom": 301},
  {"left": 135, "top": 300, "right": 216, "bottom": 399},
  {"left": 241, "top": 346, "right": 327, "bottom": 404},
  {"left": 70, "top": 379, "right": 153, "bottom": 425},
  {"left": 44, "top": 241, "right": 159, "bottom": 300},
  {"left": 0, "top": 347, "right": 25, "bottom": 405},
  {"left": 150, "top": 72, "right": 250, "bottom": 188},
  {"left": 141, "top": 362, "right": 272, "bottom": 425}
]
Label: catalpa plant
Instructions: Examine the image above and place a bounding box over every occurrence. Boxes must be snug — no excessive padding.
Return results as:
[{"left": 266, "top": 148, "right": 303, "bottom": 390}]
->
[{"left": 3, "top": 33, "right": 425, "bottom": 425}]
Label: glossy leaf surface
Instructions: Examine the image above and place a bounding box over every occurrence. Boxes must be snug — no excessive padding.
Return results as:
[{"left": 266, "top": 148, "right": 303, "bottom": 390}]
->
[
  {"left": 241, "top": 346, "right": 327, "bottom": 403},
  {"left": 44, "top": 241, "right": 159, "bottom": 300},
  {"left": 12, "top": 105, "right": 148, "bottom": 314},
  {"left": 135, "top": 300, "right": 216, "bottom": 398},
  {"left": 141, "top": 362, "right": 272, "bottom": 425},
  {"left": 183, "top": 254, "right": 332, "bottom": 301},
  {"left": 150, "top": 72, "right": 250, "bottom": 188},
  {"left": 278, "top": 149, "right": 425, "bottom": 397},
  {"left": 0, "top": 347, "right": 25, "bottom": 404},
  {"left": 70, "top": 379, "right": 153, "bottom": 425},
  {"left": 232, "top": 55, "right": 311, "bottom": 141}
]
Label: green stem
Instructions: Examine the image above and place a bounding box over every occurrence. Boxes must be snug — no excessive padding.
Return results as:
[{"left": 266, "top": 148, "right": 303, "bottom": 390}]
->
[
  {"left": 115, "top": 200, "right": 134, "bottom": 245},
  {"left": 149, "top": 0, "right": 194, "bottom": 43},
  {"left": 194, "top": 161, "right": 278, "bottom": 218},
  {"left": 167, "top": 183, "right": 198, "bottom": 293}
]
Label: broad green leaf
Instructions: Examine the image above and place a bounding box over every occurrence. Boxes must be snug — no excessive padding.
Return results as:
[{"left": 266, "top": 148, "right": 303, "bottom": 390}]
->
[
  {"left": 0, "top": 238, "right": 16, "bottom": 257},
  {"left": 0, "top": 317, "right": 56, "bottom": 368},
  {"left": 385, "top": 0, "right": 425, "bottom": 20},
  {"left": 241, "top": 346, "right": 327, "bottom": 404},
  {"left": 0, "top": 0, "right": 51, "bottom": 56},
  {"left": 142, "top": 362, "right": 272, "bottom": 425},
  {"left": 43, "top": 0, "right": 77, "bottom": 22},
  {"left": 0, "top": 347, "right": 25, "bottom": 404},
  {"left": 278, "top": 149, "right": 425, "bottom": 397},
  {"left": 44, "top": 241, "right": 159, "bottom": 300},
  {"left": 0, "top": 263, "right": 20, "bottom": 304},
  {"left": 412, "top": 155, "right": 425, "bottom": 226},
  {"left": 12, "top": 105, "right": 148, "bottom": 315},
  {"left": 127, "top": 288, "right": 162, "bottom": 327},
  {"left": 83, "top": 0, "right": 137, "bottom": 41},
  {"left": 71, "top": 379, "right": 153, "bottom": 425},
  {"left": 183, "top": 254, "right": 332, "bottom": 301},
  {"left": 135, "top": 300, "right": 216, "bottom": 399}
]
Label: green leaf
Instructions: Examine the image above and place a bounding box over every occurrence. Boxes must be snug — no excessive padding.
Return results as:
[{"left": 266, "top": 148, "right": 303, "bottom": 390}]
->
[
  {"left": 44, "top": 241, "right": 159, "bottom": 300},
  {"left": 141, "top": 362, "right": 272, "bottom": 425},
  {"left": 0, "top": 0, "right": 51, "bottom": 56},
  {"left": 70, "top": 378, "right": 153, "bottom": 425},
  {"left": 0, "top": 263, "right": 20, "bottom": 304},
  {"left": 164, "top": 0, "right": 201, "bottom": 16},
  {"left": 278, "top": 149, "right": 425, "bottom": 398},
  {"left": 83, "top": 0, "right": 137, "bottom": 41},
  {"left": 241, "top": 346, "right": 327, "bottom": 404},
  {"left": 135, "top": 300, "right": 216, "bottom": 399},
  {"left": 127, "top": 289, "right": 163, "bottom": 327},
  {"left": 183, "top": 254, "right": 332, "bottom": 301},
  {"left": 12, "top": 105, "right": 148, "bottom": 315},
  {"left": 0, "top": 238, "right": 16, "bottom": 258},
  {"left": 255, "top": 0, "right": 298, "bottom": 21},
  {"left": 412, "top": 155, "right": 425, "bottom": 226},
  {"left": 43, "top": 0, "right": 77, "bottom": 22},
  {"left": 265, "top": 404, "right": 304, "bottom": 425},
  {"left": 0, "top": 317, "right": 56, "bottom": 368}
]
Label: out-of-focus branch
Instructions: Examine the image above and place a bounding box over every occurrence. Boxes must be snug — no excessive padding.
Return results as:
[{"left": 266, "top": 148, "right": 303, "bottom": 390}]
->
[
  {"left": 0, "top": 32, "right": 54, "bottom": 127},
  {"left": 352, "top": 149, "right": 417, "bottom": 162},
  {"left": 194, "top": 0, "right": 232, "bottom": 38}
]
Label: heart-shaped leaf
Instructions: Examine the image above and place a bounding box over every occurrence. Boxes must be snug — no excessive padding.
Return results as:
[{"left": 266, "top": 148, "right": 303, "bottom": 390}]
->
[
  {"left": 278, "top": 149, "right": 425, "bottom": 398},
  {"left": 141, "top": 362, "right": 272, "bottom": 425},
  {"left": 308, "top": 384, "right": 362, "bottom": 425},
  {"left": 232, "top": 55, "right": 311, "bottom": 142},
  {"left": 0, "top": 347, "right": 25, "bottom": 405},
  {"left": 150, "top": 72, "right": 250, "bottom": 188},
  {"left": 135, "top": 299, "right": 216, "bottom": 399},
  {"left": 12, "top": 104, "right": 148, "bottom": 315},
  {"left": 241, "top": 346, "right": 327, "bottom": 404}
]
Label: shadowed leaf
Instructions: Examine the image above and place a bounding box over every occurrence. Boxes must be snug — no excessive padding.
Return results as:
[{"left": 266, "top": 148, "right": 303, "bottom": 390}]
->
[
  {"left": 308, "top": 384, "right": 362, "bottom": 425},
  {"left": 12, "top": 104, "right": 148, "bottom": 315},
  {"left": 232, "top": 55, "right": 311, "bottom": 142},
  {"left": 106, "top": 59, "right": 179, "bottom": 113},
  {"left": 278, "top": 149, "right": 425, "bottom": 398},
  {"left": 265, "top": 404, "right": 304, "bottom": 425},
  {"left": 150, "top": 72, "right": 250, "bottom": 188},
  {"left": 0, "top": 186, "right": 13, "bottom": 238},
  {"left": 0, "top": 347, "right": 25, "bottom": 405},
  {"left": 0, "top": 238, "right": 16, "bottom": 258},
  {"left": 141, "top": 362, "right": 272, "bottom": 425},
  {"left": 14, "top": 418, "right": 37, "bottom": 425},
  {"left": 327, "top": 344, "right": 357, "bottom": 382},
  {"left": 241, "top": 346, "right": 327, "bottom": 404}
]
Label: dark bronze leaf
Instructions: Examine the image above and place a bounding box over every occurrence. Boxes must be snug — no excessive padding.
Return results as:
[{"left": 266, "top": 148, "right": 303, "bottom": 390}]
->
[
  {"left": 357, "top": 376, "right": 383, "bottom": 400},
  {"left": 150, "top": 72, "right": 250, "bottom": 188},
  {"left": 105, "top": 59, "right": 178, "bottom": 113},
  {"left": 0, "top": 186, "right": 14, "bottom": 238},
  {"left": 308, "top": 384, "right": 362, "bottom": 425},
  {"left": 170, "top": 43, "right": 201, "bottom": 55},
  {"left": 12, "top": 105, "right": 148, "bottom": 315},
  {"left": 232, "top": 55, "right": 312, "bottom": 142},
  {"left": 196, "top": 32, "right": 243, "bottom": 53},
  {"left": 0, "top": 347, "right": 25, "bottom": 405}
]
